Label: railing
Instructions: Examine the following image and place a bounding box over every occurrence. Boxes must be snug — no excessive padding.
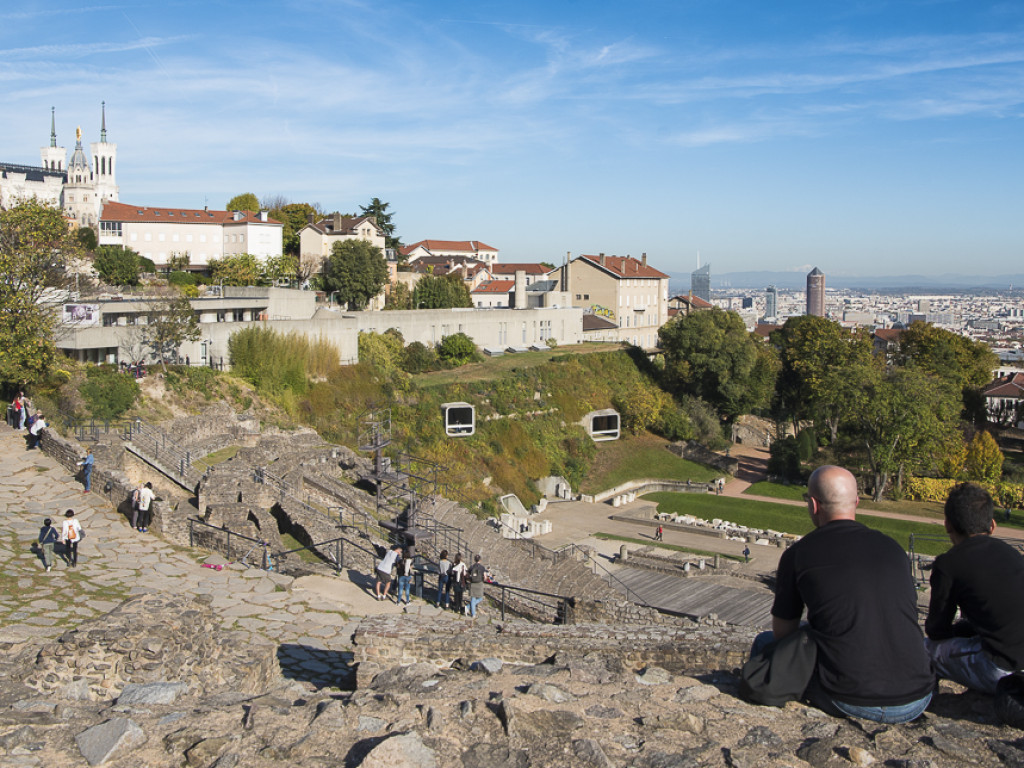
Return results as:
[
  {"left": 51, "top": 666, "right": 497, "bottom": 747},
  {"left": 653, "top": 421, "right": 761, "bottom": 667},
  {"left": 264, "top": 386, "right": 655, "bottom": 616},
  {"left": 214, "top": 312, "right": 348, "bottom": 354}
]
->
[
  {"left": 61, "top": 416, "right": 140, "bottom": 443},
  {"left": 124, "top": 420, "right": 198, "bottom": 484},
  {"left": 189, "top": 519, "right": 271, "bottom": 569}
]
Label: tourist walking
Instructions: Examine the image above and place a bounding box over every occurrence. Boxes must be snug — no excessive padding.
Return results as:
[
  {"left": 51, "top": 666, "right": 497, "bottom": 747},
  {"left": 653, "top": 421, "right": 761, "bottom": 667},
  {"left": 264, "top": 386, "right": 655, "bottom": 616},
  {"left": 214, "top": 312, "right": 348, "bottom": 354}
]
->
[
  {"left": 397, "top": 548, "right": 414, "bottom": 605},
  {"left": 136, "top": 482, "right": 154, "bottom": 532},
  {"left": 467, "top": 554, "right": 488, "bottom": 618},
  {"left": 436, "top": 549, "right": 451, "bottom": 609},
  {"left": 11, "top": 392, "right": 26, "bottom": 430},
  {"left": 77, "top": 448, "right": 94, "bottom": 494},
  {"left": 375, "top": 543, "right": 401, "bottom": 601},
  {"left": 61, "top": 509, "right": 84, "bottom": 568},
  {"left": 743, "top": 546, "right": 751, "bottom": 563},
  {"left": 655, "top": 525, "right": 663, "bottom": 541},
  {"left": 450, "top": 553, "right": 467, "bottom": 614},
  {"left": 38, "top": 517, "right": 59, "bottom": 572}
]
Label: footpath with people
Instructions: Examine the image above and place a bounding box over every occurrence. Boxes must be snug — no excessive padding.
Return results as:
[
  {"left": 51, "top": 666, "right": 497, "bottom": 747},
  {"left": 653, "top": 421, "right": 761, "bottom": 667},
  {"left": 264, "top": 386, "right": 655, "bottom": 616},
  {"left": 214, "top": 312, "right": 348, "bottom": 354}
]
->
[{"left": 0, "top": 423, "right": 454, "bottom": 685}]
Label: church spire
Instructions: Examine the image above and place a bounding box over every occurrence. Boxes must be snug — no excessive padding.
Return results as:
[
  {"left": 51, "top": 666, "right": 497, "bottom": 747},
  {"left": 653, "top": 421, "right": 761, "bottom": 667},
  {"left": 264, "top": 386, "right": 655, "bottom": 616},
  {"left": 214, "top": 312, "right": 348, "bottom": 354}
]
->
[
  {"left": 100, "top": 101, "right": 107, "bottom": 143},
  {"left": 50, "top": 106, "right": 56, "bottom": 148}
]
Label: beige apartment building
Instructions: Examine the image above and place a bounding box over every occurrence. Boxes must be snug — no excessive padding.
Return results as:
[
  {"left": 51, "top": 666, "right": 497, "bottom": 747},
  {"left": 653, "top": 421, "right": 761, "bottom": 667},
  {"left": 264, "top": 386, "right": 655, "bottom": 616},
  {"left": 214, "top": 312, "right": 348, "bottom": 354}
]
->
[
  {"left": 551, "top": 253, "right": 670, "bottom": 349},
  {"left": 298, "top": 214, "right": 386, "bottom": 267},
  {"left": 98, "top": 202, "right": 283, "bottom": 269}
]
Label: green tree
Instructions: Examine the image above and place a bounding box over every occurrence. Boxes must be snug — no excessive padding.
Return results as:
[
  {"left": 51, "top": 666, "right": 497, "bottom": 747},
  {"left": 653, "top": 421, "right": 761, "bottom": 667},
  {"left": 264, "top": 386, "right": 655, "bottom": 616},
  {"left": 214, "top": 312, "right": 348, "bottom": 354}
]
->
[
  {"left": 143, "top": 296, "right": 201, "bottom": 372},
  {"left": 264, "top": 253, "right": 297, "bottom": 284},
  {"left": 385, "top": 281, "right": 412, "bottom": 310},
  {"left": 358, "top": 330, "right": 406, "bottom": 381},
  {"left": 209, "top": 253, "right": 263, "bottom": 286},
  {"left": 0, "top": 200, "right": 78, "bottom": 386},
  {"left": 359, "top": 197, "right": 400, "bottom": 250},
  {"left": 93, "top": 245, "right": 142, "bottom": 286},
  {"left": 898, "top": 322, "right": 997, "bottom": 392},
  {"left": 964, "top": 430, "right": 1004, "bottom": 484},
  {"left": 851, "top": 366, "right": 961, "bottom": 500},
  {"left": 267, "top": 201, "right": 322, "bottom": 257},
  {"left": 321, "top": 240, "right": 388, "bottom": 310},
  {"left": 437, "top": 333, "right": 480, "bottom": 367},
  {"left": 77, "top": 227, "right": 98, "bottom": 251},
  {"left": 614, "top": 383, "right": 673, "bottom": 435},
  {"left": 401, "top": 341, "right": 439, "bottom": 373},
  {"left": 167, "top": 251, "right": 191, "bottom": 271},
  {"left": 658, "top": 308, "right": 775, "bottom": 419},
  {"left": 773, "top": 315, "right": 875, "bottom": 427},
  {"left": 226, "top": 193, "right": 260, "bottom": 212},
  {"left": 80, "top": 365, "right": 140, "bottom": 419},
  {"left": 412, "top": 273, "right": 472, "bottom": 309}
]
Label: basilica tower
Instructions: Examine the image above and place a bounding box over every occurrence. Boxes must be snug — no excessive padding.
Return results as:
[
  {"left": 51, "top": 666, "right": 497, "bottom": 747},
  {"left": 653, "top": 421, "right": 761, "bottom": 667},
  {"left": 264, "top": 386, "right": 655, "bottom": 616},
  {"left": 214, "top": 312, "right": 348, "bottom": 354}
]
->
[
  {"left": 90, "top": 101, "right": 118, "bottom": 210},
  {"left": 40, "top": 107, "right": 66, "bottom": 172}
]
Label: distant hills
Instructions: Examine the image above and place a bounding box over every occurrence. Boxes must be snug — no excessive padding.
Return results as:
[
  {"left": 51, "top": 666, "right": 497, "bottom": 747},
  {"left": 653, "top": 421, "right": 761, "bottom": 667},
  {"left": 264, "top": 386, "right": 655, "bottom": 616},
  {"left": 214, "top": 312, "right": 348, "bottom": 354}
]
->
[{"left": 666, "top": 271, "right": 1024, "bottom": 293}]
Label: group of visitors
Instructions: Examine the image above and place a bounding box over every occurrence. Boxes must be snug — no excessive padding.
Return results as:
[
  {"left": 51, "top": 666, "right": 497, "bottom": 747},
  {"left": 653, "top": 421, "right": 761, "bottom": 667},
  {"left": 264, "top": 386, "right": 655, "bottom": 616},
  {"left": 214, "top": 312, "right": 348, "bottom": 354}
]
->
[
  {"left": 745, "top": 464, "right": 1024, "bottom": 725},
  {"left": 374, "top": 546, "right": 490, "bottom": 618},
  {"left": 130, "top": 482, "right": 155, "bottom": 533},
  {"left": 10, "top": 393, "right": 46, "bottom": 449},
  {"left": 36, "top": 509, "right": 84, "bottom": 571}
]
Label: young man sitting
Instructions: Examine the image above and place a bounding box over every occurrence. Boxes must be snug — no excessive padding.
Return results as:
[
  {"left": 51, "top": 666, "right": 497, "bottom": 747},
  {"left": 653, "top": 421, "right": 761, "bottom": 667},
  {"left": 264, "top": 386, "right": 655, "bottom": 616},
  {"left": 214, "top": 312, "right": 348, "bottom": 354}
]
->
[{"left": 926, "top": 482, "right": 1024, "bottom": 694}]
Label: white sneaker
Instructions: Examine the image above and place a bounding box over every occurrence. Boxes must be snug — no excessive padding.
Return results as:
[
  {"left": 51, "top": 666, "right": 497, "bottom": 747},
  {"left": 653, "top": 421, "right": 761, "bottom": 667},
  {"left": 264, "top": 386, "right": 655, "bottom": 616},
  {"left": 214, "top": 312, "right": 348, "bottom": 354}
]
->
[{"left": 46, "top": 566, "right": 51, "bottom": 572}]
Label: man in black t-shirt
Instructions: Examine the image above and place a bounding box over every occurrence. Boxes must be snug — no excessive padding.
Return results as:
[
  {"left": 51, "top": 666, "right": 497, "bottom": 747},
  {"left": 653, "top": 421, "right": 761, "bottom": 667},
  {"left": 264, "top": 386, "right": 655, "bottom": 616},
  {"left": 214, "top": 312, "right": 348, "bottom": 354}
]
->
[
  {"left": 767, "top": 465, "right": 934, "bottom": 722},
  {"left": 926, "top": 482, "right": 1024, "bottom": 694}
]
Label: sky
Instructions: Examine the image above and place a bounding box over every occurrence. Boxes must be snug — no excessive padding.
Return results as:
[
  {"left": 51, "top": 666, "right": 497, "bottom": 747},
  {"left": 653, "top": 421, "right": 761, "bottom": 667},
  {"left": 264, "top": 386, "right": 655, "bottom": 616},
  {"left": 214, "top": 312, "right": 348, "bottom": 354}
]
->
[{"left": 2, "top": 1, "right": 1023, "bottom": 277}]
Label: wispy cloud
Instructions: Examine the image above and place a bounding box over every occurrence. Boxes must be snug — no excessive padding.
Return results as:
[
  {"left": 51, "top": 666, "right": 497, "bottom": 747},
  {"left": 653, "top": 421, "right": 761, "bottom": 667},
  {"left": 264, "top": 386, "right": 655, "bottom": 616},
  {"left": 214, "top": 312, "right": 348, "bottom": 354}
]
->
[{"left": 0, "top": 37, "right": 188, "bottom": 61}]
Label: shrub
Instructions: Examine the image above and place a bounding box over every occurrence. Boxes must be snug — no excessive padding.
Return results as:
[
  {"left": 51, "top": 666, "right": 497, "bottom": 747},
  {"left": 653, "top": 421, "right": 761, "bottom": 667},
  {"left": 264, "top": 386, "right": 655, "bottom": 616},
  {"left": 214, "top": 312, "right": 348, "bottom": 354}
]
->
[
  {"left": 168, "top": 270, "right": 197, "bottom": 286},
  {"left": 796, "top": 427, "right": 817, "bottom": 462},
  {"left": 768, "top": 436, "right": 803, "bottom": 483},
  {"left": 80, "top": 365, "right": 140, "bottom": 420},
  {"left": 437, "top": 333, "right": 481, "bottom": 367},
  {"left": 402, "top": 341, "right": 440, "bottom": 374}
]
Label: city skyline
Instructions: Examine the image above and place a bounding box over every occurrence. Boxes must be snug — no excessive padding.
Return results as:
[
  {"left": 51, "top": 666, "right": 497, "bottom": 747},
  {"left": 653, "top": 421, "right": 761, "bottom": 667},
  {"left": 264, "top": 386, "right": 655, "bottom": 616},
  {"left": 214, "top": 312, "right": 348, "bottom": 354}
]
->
[{"left": 2, "top": 1, "right": 1022, "bottom": 275}]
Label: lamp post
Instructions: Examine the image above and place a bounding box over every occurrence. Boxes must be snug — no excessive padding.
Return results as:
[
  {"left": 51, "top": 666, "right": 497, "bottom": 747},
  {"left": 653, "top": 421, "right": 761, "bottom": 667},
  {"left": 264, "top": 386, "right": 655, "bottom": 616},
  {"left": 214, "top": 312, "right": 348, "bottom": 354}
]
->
[{"left": 328, "top": 291, "right": 338, "bottom": 308}]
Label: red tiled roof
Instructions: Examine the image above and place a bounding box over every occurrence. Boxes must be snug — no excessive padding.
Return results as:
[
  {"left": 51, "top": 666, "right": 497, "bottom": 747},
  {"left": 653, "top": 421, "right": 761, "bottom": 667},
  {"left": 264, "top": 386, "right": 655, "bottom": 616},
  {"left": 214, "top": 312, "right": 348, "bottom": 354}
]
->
[
  {"left": 490, "top": 263, "right": 548, "bottom": 275},
  {"left": 402, "top": 239, "right": 498, "bottom": 256},
  {"left": 873, "top": 328, "right": 903, "bottom": 342},
  {"left": 472, "top": 280, "right": 514, "bottom": 294},
  {"left": 671, "top": 294, "right": 713, "bottom": 309},
  {"left": 304, "top": 215, "right": 379, "bottom": 236},
  {"left": 984, "top": 373, "right": 1024, "bottom": 399},
  {"left": 578, "top": 254, "right": 668, "bottom": 279},
  {"left": 101, "top": 201, "right": 280, "bottom": 225},
  {"left": 754, "top": 323, "right": 781, "bottom": 338}
]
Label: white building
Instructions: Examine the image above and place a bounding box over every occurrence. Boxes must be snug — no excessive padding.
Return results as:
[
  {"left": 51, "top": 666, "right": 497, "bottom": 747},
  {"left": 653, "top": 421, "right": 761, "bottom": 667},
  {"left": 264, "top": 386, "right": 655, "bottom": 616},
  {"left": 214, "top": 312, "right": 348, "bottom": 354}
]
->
[
  {"left": 0, "top": 105, "right": 119, "bottom": 227},
  {"left": 401, "top": 239, "right": 499, "bottom": 267},
  {"left": 98, "top": 202, "right": 283, "bottom": 269}
]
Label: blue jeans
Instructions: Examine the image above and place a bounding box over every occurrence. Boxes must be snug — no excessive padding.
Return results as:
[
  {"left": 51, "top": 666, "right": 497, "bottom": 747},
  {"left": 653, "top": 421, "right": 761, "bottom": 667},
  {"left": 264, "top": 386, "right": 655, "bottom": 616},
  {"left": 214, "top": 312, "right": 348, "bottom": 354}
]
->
[
  {"left": 83, "top": 468, "right": 92, "bottom": 492},
  {"left": 398, "top": 575, "right": 411, "bottom": 603},
  {"left": 469, "top": 596, "right": 483, "bottom": 617},
  {"left": 926, "top": 636, "right": 1013, "bottom": 695},
  {"left": 437, "top": 574, "right": 449, "bottom": 607},
  {"left": 750, "top": 631, "right": 931, "bottom": 724}
]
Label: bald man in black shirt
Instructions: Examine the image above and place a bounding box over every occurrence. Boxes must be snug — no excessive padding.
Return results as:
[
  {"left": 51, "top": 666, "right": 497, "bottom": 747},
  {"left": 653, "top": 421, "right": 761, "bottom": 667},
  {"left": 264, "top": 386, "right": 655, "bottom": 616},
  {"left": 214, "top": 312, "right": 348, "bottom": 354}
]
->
[{"left": 768, "top": 465, "right": 934, "bottom": 722}]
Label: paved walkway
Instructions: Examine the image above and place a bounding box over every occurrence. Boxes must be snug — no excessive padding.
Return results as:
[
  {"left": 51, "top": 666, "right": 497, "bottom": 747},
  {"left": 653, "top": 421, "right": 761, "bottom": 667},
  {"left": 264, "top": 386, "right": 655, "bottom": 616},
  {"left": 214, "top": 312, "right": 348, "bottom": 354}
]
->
[{"left": 0, "top": 425, "right": 455, "bottom": 686}]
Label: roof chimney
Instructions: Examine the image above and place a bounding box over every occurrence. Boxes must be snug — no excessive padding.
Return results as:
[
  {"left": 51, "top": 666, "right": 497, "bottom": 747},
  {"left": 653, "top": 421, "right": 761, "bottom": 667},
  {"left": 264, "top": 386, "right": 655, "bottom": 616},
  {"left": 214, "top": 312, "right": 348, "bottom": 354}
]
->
[
  {"left": 641, "top": 252, "right": 647, "bottom": 267},
  {"left": 332, "top": 212, "right": 342, "bottom": 231},
  {"left": 307, "top": 213, "right": 315, "bottom": 225},
  {"left": 599, "top": 253, "right": 606, "bottom": 267}
]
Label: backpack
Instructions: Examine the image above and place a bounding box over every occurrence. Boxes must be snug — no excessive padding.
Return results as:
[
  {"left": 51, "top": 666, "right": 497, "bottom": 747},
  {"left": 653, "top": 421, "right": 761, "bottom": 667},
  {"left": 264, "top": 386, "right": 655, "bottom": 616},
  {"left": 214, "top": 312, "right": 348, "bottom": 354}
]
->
[
  {"left": 66, "top": 525, "right": 78, "bottom": 542},
  {"left": 738, "top": 627, "right": 817, "bottom": 707},
  {"left": 469, "top": 563, "right": 485, "bottom": 584},
  {"left": 25, "top": 414, "right": 35, "bottom": 428}
]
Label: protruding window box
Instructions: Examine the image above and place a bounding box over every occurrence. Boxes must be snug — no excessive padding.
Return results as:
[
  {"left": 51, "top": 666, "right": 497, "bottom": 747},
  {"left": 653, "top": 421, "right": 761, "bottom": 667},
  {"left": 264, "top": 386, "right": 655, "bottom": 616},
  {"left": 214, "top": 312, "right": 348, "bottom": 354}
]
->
[
  {"left": 583, "top": 409, "right": 620, "bottom": 442},
  {"left": 441, "top": 402, "right": 475, "bottom": 437}
]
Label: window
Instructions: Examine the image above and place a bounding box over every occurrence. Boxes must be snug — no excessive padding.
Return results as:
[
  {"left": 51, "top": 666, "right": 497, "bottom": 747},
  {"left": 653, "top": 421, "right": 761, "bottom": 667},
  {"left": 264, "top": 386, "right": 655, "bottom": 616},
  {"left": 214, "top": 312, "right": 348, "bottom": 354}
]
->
[
  {"left": 200, "top": 234, "right": 207, "bottom": 243},
  {"left": 158, "top": 233, "right": 165, "bottom": 242},
  {"left": 186, "top": 234, "right": 193, "bottom": 242},
  {"left": 130, "top": 232, "right": 137, "bottom": 241},
  {"left": 144, "top": 233, "right": 152, "bottom": 242},
  {"left": 173, "top": 234, "right": 180, "bottom": 242}
]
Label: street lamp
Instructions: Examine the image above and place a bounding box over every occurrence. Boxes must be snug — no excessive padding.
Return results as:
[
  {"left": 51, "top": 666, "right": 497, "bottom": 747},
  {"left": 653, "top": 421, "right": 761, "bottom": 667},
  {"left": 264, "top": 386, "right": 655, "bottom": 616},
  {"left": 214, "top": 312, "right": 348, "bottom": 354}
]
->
[{"left": 328, "top": 291, "right": 338, "bottom": 308}]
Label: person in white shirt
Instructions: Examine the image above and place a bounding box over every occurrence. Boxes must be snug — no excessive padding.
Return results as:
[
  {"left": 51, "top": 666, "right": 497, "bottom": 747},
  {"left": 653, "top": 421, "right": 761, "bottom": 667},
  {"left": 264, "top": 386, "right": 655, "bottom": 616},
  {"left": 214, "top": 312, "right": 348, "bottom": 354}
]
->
[
  {"left": 60, "top": 509, "right": 84, "bottom": 568},
  {"left": 136, "top": 482, "right": 155, "bottom": 532},
  {"left": 375, "top": 544, "right": 402, "bottom": 601}
]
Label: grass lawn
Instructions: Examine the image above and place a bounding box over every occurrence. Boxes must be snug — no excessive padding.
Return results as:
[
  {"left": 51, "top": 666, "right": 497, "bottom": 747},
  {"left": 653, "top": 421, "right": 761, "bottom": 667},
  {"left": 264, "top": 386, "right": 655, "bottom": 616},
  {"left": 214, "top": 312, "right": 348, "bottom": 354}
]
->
[
  {"left": 581, "top": 433, "right": 720, "bottom": 494},
  {"left": 645, "top": 491, "right": 952, "bottom": 556},
  {"left": 414, "top": 342, "right": 624, "bottom": 387},
  {"left": 593, "top": 532, "right": 744, "bottom": 561},
  {"left": 744, "top": 481, "right": 805, "bottom": 501},
  {"left": 193, "top": 445, "right": 240, "bottom": 472}
]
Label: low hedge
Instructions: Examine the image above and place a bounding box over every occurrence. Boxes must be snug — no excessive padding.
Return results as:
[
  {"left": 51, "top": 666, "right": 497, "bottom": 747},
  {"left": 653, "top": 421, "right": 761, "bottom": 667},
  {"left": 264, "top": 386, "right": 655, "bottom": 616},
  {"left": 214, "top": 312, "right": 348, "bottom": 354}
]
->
[{"left": 905, "top": 476, "right": 1024, "bottom": 509}]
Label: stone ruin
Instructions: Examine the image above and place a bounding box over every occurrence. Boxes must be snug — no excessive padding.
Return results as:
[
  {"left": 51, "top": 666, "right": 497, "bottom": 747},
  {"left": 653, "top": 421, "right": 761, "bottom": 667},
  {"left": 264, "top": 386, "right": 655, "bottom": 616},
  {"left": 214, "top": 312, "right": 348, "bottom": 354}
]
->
[{"left": 2, "top": 596, "right": 1024, "bottom": 767}]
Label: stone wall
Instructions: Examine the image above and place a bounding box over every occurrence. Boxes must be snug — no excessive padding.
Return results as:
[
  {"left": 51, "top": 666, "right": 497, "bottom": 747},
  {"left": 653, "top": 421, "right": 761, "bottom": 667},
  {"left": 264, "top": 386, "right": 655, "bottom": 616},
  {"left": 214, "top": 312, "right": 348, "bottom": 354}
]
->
[
  {"left": 39, "top": 428, "right": 171, "bottom": 537},
  {"left": 352, "top": 615, "right": 752, "bottom": 689},
  {"left": 667, "top": 440, "right": 740, "bottom": 474},
  {"left": 24, "top": 594, "right": 277, "bottom": 701}
]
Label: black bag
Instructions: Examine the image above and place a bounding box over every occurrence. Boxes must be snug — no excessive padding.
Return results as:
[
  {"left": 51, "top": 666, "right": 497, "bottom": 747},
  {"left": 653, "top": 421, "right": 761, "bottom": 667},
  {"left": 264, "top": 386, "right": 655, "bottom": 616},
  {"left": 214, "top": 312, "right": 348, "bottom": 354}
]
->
[{"left": 738, "top": 627, "right": 817, "bottom": 707}]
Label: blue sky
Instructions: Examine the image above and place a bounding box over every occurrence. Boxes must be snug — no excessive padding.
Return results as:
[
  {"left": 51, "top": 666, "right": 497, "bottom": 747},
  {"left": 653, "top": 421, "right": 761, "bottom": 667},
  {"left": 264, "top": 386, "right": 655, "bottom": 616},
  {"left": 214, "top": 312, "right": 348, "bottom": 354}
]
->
[{"left": 2, "top": 1, "right": 1022, "bottom": 276}]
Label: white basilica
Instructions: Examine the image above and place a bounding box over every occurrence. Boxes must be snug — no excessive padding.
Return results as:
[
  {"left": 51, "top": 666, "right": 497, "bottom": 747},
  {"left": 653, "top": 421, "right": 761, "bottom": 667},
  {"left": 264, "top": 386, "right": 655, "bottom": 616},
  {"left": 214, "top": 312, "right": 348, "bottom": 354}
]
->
[{"left": 0, "top": 103, "right": 119, "bottom": 228}]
